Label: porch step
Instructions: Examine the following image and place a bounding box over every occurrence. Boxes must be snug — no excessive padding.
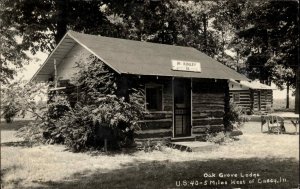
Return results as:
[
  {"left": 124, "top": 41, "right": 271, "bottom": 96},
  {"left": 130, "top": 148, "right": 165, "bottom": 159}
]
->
[
  {"left": 169, "top": 141, "right": 218, "bottom": 152},
  {"left": 167, "top": 143, "right": 193, "bottom": 152},
  {"left": 170, "top": 136, "right": 196, "bottom": 142}
]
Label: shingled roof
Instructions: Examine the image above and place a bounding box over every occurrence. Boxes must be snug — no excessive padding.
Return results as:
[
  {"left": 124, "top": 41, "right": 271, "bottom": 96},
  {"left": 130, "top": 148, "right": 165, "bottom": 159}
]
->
[
  {"left": 229, "top": 79, "right": 276, "bottom": 90},
  {"left": 32, "top": 31, "right": 249, "bottom": 81}
]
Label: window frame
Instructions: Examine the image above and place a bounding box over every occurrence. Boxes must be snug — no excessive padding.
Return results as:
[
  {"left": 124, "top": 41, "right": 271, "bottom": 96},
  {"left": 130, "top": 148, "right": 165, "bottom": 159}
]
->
[{"left": 145, "top": 83, "right": 163, "bottom": 111}]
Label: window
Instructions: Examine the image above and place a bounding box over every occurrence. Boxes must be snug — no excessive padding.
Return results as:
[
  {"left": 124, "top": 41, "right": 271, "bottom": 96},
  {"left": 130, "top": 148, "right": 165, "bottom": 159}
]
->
[
  {"left": 233, "top": 93, "right": 240, "bottom": 102},
  {"left": 145, "top": 85, "right": 162, "bottom": 111}
]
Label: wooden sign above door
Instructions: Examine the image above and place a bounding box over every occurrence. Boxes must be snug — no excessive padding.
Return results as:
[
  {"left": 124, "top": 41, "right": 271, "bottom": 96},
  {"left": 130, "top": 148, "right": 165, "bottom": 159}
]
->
[{"left": 171, "top": 60, "right": 201, "bottom": 72}]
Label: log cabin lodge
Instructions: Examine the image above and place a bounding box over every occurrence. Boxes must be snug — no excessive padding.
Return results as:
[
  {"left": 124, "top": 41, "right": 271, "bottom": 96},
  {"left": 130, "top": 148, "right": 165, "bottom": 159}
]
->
[
  {"left": 31, "top": 31, "right": 249, "bottom": 141},
  {"left": 229, "top": 79, "right": 275, "bottom": 114}
]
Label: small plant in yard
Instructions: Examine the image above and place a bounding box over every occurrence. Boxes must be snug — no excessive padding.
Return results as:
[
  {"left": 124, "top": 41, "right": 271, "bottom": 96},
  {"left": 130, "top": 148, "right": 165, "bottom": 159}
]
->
[
  {"left": 205, "top": 102, "right": 245, "bottom": 144},
  {"left": 206, "top": 132, "right": 234, "bottom": 145},
  {"left": 223, "top": 100, "right": 250, "bottom": 138},
  {"left": 227, "top": 101, "right": 249, "bottom": 129},
  {"left": 141, "top": 139, "right": 169, "bottom": 152}
]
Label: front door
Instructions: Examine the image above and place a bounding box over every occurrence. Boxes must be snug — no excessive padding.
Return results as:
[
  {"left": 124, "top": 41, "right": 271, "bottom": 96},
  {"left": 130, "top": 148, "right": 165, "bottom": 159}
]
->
[{"left": 173, "top": 79, "right": 191, "bottom": 137}]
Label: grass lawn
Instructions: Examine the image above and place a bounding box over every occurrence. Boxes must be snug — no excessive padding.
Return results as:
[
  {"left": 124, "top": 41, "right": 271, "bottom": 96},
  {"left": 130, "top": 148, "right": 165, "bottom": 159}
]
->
[{"left": 1, "top": 120, "right": 299, "bottom": 189}]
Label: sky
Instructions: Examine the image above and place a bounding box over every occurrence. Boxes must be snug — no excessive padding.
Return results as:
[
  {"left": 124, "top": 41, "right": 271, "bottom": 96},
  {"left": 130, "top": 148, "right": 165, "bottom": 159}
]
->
[
  {"left": 16, "top": 50, "right": 295, "bottom": 100},
  {"left": 15, "top": 51, "right": 48, "bottom": 81}
]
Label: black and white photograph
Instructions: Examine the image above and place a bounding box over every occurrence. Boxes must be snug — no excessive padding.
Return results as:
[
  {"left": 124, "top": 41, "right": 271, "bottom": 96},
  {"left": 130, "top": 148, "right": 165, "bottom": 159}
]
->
[{"left": 0, "top": 0, "right": 299, "bottom": 188}]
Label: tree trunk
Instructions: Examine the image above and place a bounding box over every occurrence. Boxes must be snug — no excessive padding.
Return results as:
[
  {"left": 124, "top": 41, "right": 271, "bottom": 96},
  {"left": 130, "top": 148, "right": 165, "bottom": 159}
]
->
[
  {"left": 0, "top": 52, "right": 2, "bottom": 125},
  {"left": 295, "top": 64, "right": 299, "bottom": 114},
  {"left": 221, "top": 31, "right": 225, "bottom": 60},
  {"left": 55, "top": 0, "right": 68, "bottom": 44},
  {"left": 236, "top": 50, "right": 240, "bottom": 72},
  {"left": 202, "top": 13, "right": 207, "bottom": 53},
  {"left": 286, "top": 82, "right": 289, "bottom": 109}
]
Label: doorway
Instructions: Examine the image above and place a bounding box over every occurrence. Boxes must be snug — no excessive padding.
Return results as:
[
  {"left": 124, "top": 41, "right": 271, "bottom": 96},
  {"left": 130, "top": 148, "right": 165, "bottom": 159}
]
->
[{"left": 173, "top": 79, "right": 191, "bottom": 137}]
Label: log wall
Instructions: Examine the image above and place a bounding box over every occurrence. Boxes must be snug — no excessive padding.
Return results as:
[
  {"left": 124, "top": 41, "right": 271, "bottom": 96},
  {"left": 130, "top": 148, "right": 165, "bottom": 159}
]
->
[
  {"left": 252, "top": 89, "right": 273, "bottom": 113},
  {"left": 134, "top": 77, "right": 228, "bottom": 139},
  {"left": 229, "top": 90, "right": 251, "bottom": 112},
  {"left": 229, "top": 89, "right": 273, "bottom": 113},
  {"left": 134, "top": 77, "right": 173, "bottom": 140},
  {"left": 191, "top": 79, "right": 227, "bottom": 135}
]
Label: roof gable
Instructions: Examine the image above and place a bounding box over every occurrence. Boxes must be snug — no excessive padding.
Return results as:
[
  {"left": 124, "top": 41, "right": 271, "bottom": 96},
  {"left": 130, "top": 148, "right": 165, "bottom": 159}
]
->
[{"left": 32, "top": 30, "right": 249, "bottom": 81}]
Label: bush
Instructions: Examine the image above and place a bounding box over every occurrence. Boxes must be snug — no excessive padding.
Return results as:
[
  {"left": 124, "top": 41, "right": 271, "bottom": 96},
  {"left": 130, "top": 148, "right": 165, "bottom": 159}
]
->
[
  {"left": 54, "top": 95, "right": 144, "bottom": 152},
  {"left": 18, "top": 55, "right": 146, "bottom": 152},
  {"left": 18, "top": 93, "right": 145, "bottom": 152},
  {"left": 224, "top": 101, "right": 249, "bottom": 131},
  {"left": 1, "top": 81, "right": 49, "bottom": 123},
  {"left": 2, "top": 104, "right": 19, "bottom": 123}
]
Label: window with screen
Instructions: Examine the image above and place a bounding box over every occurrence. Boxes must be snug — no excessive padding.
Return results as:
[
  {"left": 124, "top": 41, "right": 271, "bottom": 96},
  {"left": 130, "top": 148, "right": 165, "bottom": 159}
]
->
[{"left": 145, "top": 86, "right": 162, "bottom": 111}]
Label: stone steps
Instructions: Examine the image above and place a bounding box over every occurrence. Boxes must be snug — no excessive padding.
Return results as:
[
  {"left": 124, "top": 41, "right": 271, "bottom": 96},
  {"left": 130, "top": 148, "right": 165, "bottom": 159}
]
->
[
  {"left": 134, "top": 138, "right": 218, "bottom": 152},
  {"left": 169, "top": 141, "right": 218, "bottom": 152}
]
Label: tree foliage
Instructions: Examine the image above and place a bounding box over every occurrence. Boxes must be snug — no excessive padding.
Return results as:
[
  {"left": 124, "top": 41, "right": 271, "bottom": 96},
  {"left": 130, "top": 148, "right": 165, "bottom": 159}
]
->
[
  {"left": 0, "top": 0, "right": 30, "bottom": 84},
  {"left": 1, "top": 0, "right": 298, "bottom": 110},
  {"left": 1, "top": 0, "right": 226, "bottom": 84},
  {"left": 1, "top": 80, "right": 48, "bottom": 122},
  {"left": 237, "top": 1, "right": 298, "bottom": 86},
  {"left": 106, "top": 0, "right": 222, "bottom": 56},
  {"left": 0, "top": 0, "right": 116, "bottom": 84}
]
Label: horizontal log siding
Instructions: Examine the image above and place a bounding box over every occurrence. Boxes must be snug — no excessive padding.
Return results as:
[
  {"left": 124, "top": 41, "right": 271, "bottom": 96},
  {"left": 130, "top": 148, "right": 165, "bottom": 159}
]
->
[
  {"left": 252, "top": 89, "right": 273, "bottom": 112},
  {"left": 267, "top": 90, "right": 273, "bottom": 108},
  {"left": 134, "top": 129, "right": 172, "bottom": 139},
  {"left": 192, "top": 79, "right": 227, "bottom": 135},
  {"left": 229, "top": 91, "right": 251, "bottom": 112},
  {"left": 135, "top": 77, "right": 173, "bottom": 139},
  {"left": 261, "top": 90, "right": 273, "bottom": 111}
]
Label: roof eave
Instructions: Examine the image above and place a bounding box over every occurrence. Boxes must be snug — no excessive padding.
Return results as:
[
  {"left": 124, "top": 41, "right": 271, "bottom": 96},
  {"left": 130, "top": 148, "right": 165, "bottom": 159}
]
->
[{"left": 30, "top": 32, "right": 71, "bottom": 82}]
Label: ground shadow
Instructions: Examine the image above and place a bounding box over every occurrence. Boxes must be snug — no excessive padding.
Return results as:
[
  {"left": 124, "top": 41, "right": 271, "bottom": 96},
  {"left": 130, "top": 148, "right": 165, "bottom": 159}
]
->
[
  {"left": 22, "top": 157, "right": 299, "bottom": 189},
  {"left": 261, "top": 131, "right": 298, "bottom": 135},
  {"left": 1, "top": 166, "right": 24, "bottom": 188},
  {"left": 1, "top": 141, "right": 34, "bottom": 148},
  {"left": 0, "top": 120, "right": 32, "bottom": 131},
  {"left": 86, "top": 146, "right": 141, "bottom": 157}
]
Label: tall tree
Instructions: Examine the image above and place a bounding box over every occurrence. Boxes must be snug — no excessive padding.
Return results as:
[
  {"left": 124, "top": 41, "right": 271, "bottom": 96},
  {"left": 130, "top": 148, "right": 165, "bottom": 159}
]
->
[
  {"left": 209, "top": 0, "right": 251, "bottom": 71},
  {"left": 296, "top": 65, "right": 299, "bottom": 114},
  {"left": 0, "top": 0, "right": 232, "bottom": 84},
  {"left": 0, "top": 0, "right": 30, "bottom": 84},
  {"left": 0, "top": 0, "right": 118, "bottom": 84},
  {"left": 236, "top": 1, "right": 299, "bottom": 110},
  {"left": 106, "top": 0, "right": 221, "bottom": 56}
]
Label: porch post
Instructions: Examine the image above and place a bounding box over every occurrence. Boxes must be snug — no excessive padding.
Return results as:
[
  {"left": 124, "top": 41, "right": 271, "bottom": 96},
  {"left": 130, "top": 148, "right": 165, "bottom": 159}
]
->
[
  {"left": 54, "top": 58, "right": 57, "bottom": 88},
  {"left": 172, "top": 77, "right": 175, "bottom": 138},
  {"left": 191, "top": 78, "right": 193, "bottom": 136}
]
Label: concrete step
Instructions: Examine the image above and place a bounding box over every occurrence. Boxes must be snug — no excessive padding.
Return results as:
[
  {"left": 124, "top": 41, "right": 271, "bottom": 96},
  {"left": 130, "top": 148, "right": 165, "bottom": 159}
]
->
[
  {"left": 169, "top": 141, "right": 218, "bottom": 152},
  {"left": 170, "top": 136, "right": 196, "bottom": 142},
  {"left": 167, "top": 143, "right": 193, "bottom": 152}
]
